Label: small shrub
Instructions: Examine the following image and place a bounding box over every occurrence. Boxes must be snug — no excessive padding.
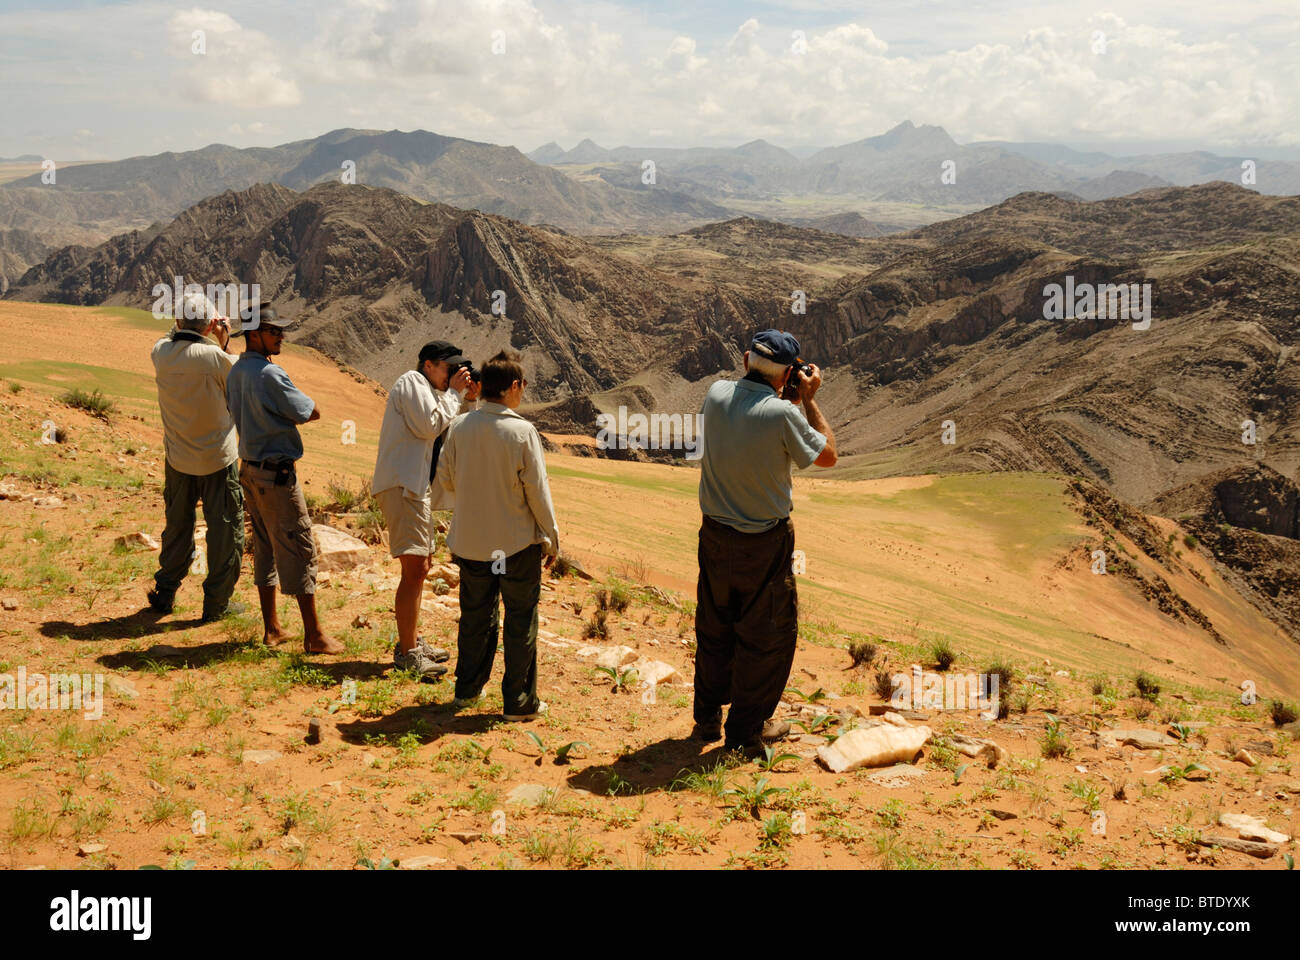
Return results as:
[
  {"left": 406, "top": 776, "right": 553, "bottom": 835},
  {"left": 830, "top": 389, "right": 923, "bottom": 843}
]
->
[
  {"left": 848, "top": 640, "right": 877, "bottom": 668},
  {"left": 1134, "top": 671, "right": 1161, "bottom": 701},
  {"left": 1270, "top": 700, "right": 1299, "bottom": 727},
  {"left": 582, "top": 608, "right": 608, "bottom": 641},
  {"left": 985, "top": 659, "right": 1015, "bottom": 693},
  {"left": 872, "top": 667, "right": 896, "bottom": 701},
  {"left": 61, "top": 388, "right": 115, "bottom": 419},
  {"left": 930, "top": 638, "right": 956, "bottom": 672},
  {"left": 551, "top": 552, "right": 575, "bottom": 578},
  {"left": 1040, "top": 714, "right": 1072, "bottom": 759}
]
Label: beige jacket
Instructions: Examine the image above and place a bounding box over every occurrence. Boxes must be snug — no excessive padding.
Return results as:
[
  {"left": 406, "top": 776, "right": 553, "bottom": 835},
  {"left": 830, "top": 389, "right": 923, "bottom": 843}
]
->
[
  {"left": 436, "top": 402, "right": 560, "bottom": 562},
  {"left": 372, "top": 370, "right": 465, "bottom": 499},
  {"left": 151, "top": 330, "right": 237, "bottom": 476}
]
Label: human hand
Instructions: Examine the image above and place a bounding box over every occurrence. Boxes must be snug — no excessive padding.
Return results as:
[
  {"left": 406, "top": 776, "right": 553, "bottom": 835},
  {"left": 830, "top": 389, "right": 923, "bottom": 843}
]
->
[
  {"left": 796, "top": 363, "right": 823, "bottom": 403},
  {"left": 450, "top": 366, "right": 472, "bottom": 394}
]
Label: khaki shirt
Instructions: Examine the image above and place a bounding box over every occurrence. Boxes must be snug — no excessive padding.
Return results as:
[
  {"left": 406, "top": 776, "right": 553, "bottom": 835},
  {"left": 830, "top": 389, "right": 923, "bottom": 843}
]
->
[
  {"left": 436, "top": 402, "right": 560, "bottom": 562},
  {"left": 151, "top": 330, "right": 237, "bottom": 476},
  {"left": 372, "top": 370, "right": 464, "bottom": 499}
]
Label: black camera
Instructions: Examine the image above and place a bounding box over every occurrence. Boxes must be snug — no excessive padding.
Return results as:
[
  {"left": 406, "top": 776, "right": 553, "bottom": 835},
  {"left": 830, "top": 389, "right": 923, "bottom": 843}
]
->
[
  {"left": 452, "top": 360, "right": 481, "bottom": 383},
  {"left": 782, "top": 359, "right": 816, "bottom": 400}
]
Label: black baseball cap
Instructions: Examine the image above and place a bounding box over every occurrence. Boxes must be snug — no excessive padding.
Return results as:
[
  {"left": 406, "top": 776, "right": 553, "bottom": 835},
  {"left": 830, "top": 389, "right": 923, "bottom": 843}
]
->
[
  {"left": 750, "top": 329, "right": 801, "bottom": 366},
  {"left": 418, "top": 340, "right": 469, "bottom": 367}
]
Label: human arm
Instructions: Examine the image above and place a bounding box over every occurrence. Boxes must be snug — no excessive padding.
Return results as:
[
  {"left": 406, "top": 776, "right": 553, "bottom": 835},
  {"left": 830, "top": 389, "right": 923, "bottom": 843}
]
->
[
  {"left": 520, "top": 428, "right": 560, "bottom": 557},
  {"left": 794, "top": 364, "right": 837, "bottom": 467},
  {"left": 398, "top": 373, "right": 464, "bottom": 441},
  {"left": 265, "top": 366, "right": 317, "bottom": 424}
]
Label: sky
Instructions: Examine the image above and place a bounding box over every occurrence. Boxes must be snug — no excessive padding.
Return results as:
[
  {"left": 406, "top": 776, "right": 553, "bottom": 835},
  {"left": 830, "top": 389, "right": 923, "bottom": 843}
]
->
[{"left": 2, "top": 0, "right": 1299, "bottom": 161}]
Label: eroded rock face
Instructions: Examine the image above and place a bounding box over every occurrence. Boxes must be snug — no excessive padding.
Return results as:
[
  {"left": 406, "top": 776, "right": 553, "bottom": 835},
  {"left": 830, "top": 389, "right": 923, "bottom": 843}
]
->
[{"left": 1150, "top": 465, "right": 1300, "bottom": 636}]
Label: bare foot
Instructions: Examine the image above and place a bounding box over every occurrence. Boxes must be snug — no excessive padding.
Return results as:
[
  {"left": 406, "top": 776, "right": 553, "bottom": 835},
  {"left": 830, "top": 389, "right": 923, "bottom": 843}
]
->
[
  {"left": 304, "top": 633, "right": 344, "bottom": 655},
  {"left": 263, "top": 630, "right": 291, "bottom": 647}
]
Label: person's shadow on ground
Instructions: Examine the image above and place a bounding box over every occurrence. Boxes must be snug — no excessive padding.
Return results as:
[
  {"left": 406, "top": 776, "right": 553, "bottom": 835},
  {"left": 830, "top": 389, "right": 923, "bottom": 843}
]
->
[
  {"left": 566, "top": 735, "right": 735, "bottom": 796},
  {"left": 40, "top": 607, "right": 191, "bottom": 642},
  {"left": 335, "top": 702, "right": 502, "bottom": 745}
]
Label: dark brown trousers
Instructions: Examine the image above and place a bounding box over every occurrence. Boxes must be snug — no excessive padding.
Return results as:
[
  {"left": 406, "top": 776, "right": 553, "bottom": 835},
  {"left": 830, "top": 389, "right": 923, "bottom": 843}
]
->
[{"left": 693, "top": 515, "right": 798, "bottom": 747}]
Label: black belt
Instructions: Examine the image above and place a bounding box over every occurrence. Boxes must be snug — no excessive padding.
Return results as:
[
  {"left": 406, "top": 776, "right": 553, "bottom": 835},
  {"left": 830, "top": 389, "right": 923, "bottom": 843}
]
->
[{"left": 244, "top": 459, "right": 296, "bottom": 471}]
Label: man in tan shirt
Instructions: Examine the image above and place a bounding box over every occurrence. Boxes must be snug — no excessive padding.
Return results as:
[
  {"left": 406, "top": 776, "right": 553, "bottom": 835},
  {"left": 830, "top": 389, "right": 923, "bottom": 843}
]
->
[
  {"left": 435, "top": 349, "right": 559, "bottom": 720},
  {"left": 148, "top": 292, "right": 244, "bottom": 621}
]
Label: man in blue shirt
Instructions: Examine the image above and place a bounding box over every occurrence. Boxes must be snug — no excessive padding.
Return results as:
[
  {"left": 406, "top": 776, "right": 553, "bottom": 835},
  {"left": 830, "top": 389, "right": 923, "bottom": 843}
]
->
[
  {"left": 227, "top": 306, "right": 341, "bottom": 655},
  {"left": 694, "top": 329, "right": 837, "bottom": 756}
]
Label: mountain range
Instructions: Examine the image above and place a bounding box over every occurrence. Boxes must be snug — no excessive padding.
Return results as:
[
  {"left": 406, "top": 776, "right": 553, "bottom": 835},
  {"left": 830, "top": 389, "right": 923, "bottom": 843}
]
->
[
  {"left": 6, "top": 121, "right": 1299, "bottom": 292},
  {"left": 7, "top": 170, "right": 1300, "bottom": 636}
]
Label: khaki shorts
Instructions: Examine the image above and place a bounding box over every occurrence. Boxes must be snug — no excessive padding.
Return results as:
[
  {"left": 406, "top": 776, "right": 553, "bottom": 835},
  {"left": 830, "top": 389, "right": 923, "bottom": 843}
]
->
[
  {"left": 376, "top": 486, "right": 432, "bottom": 558},
  {"left": 240, "top": 461, "right": 317, "bottom": 595}
]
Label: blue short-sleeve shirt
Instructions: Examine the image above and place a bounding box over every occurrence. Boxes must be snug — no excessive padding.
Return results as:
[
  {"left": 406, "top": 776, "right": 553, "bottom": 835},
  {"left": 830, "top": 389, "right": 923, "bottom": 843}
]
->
[
  {"left": 698, "top": 377, "right": 827, "bottom": 533},
  {"left": 226, "top": 352, "right": 316, "bottom": 462}
]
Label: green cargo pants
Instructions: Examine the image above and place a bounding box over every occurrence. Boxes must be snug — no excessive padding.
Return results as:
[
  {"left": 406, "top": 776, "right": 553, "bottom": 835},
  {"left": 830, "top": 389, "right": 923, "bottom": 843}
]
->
[{"left": 154, "top": 460, "right": 244, "bottom": 618}]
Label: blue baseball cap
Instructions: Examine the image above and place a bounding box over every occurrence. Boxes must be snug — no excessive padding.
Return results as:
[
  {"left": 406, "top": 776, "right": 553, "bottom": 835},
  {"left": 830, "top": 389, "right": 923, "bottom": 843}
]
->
[{"left": 750, "top": 329, "right": 801, "bottom": 366}]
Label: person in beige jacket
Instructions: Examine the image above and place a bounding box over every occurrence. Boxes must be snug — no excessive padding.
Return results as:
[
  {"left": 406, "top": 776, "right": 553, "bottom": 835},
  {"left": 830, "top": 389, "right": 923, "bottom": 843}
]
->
[
  {"left": 147, "top": 291, "right": 244, "bottom": 622},
  {"left": 435, "top": 349, "right": 559, "bottom": 720},
  {"left": 372, "top": 341, "right": 477, "bottom": 680}
]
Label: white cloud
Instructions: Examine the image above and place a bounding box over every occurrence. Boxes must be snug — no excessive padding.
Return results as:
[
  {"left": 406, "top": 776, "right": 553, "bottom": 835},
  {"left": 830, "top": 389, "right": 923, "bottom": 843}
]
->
[
  {"left": 166, "top": 8, "right": 301, "bottom": 108},
  {"left": 1, "top": 0, "right": 1299, "bottom": 159}
]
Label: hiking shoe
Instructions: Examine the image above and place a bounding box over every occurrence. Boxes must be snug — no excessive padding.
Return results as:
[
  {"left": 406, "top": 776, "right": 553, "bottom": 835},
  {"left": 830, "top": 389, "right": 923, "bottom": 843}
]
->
[
  {"left": 453, "top": 690, "right": 484, "bottom": 709},
  {"left": 503, "top": 700, "right": 548, "bottom": 722},
  {"left": 415, "top": 637, "right": 450, "bottom": 662},
  {"left": 201, "top": 600, "right": 247, "bottom": 623},
  {"left": 761, "top": 718, "right": 791, "bottom": 742},
  {"left": 394, "top": 644, "right": 449, "bottom": 681},
  {"left": 146, "top": 588, "right": 174, "bottom": 615},
  {"left": 691, "top": 711, "right": 723, "bottom": 742}
]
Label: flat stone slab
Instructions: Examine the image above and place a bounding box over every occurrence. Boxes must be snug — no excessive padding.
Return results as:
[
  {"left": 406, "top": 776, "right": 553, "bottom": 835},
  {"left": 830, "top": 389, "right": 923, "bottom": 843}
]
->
[
  {"left": 1100, "top": 728, "right": 1177, "bottom": 750},
  {"left": 865, "top": 764, "right": 927, "bottom": 788},
  {"left": 241, "top": 749, "right": 282, "bottom": 765},
  {"left": 505, "top": 783, "right": 553, "bottom": 807}
]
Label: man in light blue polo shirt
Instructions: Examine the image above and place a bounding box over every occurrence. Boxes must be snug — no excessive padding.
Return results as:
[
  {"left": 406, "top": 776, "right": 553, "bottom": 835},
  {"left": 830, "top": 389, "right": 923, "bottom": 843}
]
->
[
  {"left": 694, "top": 329, "right": 837, "bottom": 757},
  {"left": 227, "top": 306, "right": 341, "bottom": 655}
]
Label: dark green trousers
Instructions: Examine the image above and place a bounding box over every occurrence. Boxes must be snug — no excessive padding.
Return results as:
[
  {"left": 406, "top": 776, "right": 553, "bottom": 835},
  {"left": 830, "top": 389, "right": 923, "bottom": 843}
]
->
[
  {"left": 452, "top": 543, "right": 541, "bottom": 714},
  {"left": 154, "top": 461, "right": 244, "bottom": 617}
]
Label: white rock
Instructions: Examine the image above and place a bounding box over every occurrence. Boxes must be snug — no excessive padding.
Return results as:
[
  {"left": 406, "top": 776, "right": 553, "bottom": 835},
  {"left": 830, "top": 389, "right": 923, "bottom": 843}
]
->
[
  {"left": 633, "top": 658, "right": 680, "bottom": 686},
  {"left": 240, "top": 749, "right": 282, "bottom": 765},
  {"left": 865, "top": 764, "right": 927, "bottom": 788},
  {"left": 1219, "top": 813, "right": 1290, "bottom": 845},
  {"left": 105, "top": 675, "right": 138, "bottom": 699},
  {"left": 431, "top": 563, "right": 459, "bottom": 587},
  {"left": 881, "top": 712, "right": 911, "bottom": 728},
  {"left": 817, "top": 724, "right": 932, "bottom": 773},
  {"left": 312, "top": 524, "right": 370, "bottom": 572},
  {"left": 115, "top": 532, "right": 160, "bottom": 551},
  {"left": 577, "top": 645, "right": 637, "bottom": 669},
  {"left": 400, "top": 856, "right": 448, "bottom": 869},
  {"left": 506, "top": 783, "right": 553, "bottom": 807}
]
